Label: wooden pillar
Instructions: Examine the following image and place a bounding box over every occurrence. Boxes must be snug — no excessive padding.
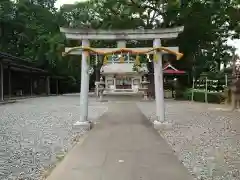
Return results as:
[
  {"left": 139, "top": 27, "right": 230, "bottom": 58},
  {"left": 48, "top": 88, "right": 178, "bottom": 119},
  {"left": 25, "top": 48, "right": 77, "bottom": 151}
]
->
[
  {"left": 0, "top": 62, "right": 3, "bottom": 101},
  {"left": 30, "top": 77, "right": 33, "bottom": 96},
  {"left": 8, "top": 66, "right": 11, "bottom": 98},
  {"left": 30, "top": 71, "right": 33, "bottom": 96},
  {"left": 56, "top": 79, "right": 59, "bottom": 95},
  {"left": 46, "top": 76, "right": 50, "bottom": 95}
]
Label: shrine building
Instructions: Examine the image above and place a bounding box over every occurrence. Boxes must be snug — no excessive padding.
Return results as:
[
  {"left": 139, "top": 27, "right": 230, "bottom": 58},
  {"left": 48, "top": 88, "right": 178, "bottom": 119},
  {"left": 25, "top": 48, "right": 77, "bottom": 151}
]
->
[{"left": 100, "top": 53, "right": 185, "bottom": 94}]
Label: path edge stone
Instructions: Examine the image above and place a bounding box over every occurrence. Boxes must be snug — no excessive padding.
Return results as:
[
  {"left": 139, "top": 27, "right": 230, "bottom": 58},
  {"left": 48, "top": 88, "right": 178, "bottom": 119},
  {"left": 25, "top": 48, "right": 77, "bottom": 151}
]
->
[{"left": 45, "top": 134, "right": 89, "bottom": 180}]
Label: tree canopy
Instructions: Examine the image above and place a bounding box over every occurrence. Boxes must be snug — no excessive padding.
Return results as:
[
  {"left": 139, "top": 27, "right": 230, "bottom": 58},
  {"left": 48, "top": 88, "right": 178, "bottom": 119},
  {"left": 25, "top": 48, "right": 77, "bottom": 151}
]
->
[{"left": 0, "top": 0, "right": 239, "bottom": 82}]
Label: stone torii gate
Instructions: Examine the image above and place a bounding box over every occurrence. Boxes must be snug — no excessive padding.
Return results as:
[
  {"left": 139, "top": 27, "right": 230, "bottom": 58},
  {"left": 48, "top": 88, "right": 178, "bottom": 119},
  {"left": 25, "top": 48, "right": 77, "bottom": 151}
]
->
[{"left": 60, "top": 27, "right": 184, "bottom": 128}]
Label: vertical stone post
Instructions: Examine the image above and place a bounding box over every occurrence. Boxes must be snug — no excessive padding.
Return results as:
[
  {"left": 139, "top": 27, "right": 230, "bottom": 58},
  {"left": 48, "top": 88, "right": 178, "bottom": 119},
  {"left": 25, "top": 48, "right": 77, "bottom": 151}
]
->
[
  {"left": 205, "top": 77, "right": 208, "bottom": 103},
  {"left": 46, "top": 76, "right": 50, "bottom": 95},
  {"left": 231, "top": 92, "right": 236, "bottom": 110},
  {"left": 78, "top": 39, "right": 90, "bottom": 125},
  {"left": 95, "top": 54, "right": 100, "bottom": 97},
  {"left": 191, "top": 77, "right": 195, "bottom": 101},
  {"left": 153, "top": 39, "right": 165, "bottom": 122},
  {"left": 8, "top": 66, "right": 11, "bottom": 98},
  {"left": 0, "top": 62, "right": 3, "bottom": 101}
]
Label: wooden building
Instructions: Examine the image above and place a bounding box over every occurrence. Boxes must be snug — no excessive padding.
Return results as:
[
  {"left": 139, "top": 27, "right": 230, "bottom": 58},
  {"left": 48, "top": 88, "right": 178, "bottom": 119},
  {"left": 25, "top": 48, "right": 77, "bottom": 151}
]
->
[{"left": 0, "top": 52, "right": 61, "bottom": 101}]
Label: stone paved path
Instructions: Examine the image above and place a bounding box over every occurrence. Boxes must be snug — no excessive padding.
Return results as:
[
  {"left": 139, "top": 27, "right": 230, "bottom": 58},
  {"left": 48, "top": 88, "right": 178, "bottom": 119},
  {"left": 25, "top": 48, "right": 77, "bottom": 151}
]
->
[{"left": 47, "top": 102, "right": 193, "bottom": 180}]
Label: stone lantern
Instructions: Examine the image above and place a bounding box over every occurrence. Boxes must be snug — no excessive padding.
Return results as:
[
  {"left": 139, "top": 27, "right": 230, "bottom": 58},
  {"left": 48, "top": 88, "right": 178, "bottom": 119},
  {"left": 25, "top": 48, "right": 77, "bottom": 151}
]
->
[
  {"left": 139, "top": 76, "right": 150, "bottom": 101},
  {"left": 96, "top": 76, "right": 106, "bottom": 102}
]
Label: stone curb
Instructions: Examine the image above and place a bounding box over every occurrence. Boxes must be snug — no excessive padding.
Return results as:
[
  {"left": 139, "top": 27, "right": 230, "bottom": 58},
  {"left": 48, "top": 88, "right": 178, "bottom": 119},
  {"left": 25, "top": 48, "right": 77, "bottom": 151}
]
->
[{"left": 45, "top": 134, "right": 89, "bottom": 180}]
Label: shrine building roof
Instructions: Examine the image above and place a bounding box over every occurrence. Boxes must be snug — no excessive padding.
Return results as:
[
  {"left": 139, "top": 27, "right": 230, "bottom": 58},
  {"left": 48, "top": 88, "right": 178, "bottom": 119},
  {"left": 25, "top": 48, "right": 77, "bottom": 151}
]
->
[
  {"left": 100, "top": 63, "right": 148, "bottom": 74},
  {"left": 163, "top": 63, "right": 185, "bottom": 74}
]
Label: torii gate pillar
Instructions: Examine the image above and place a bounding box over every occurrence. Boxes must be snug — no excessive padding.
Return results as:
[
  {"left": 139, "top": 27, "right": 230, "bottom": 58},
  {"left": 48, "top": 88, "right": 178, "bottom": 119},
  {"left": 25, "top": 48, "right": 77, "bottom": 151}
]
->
[
  {"left": 153, "top": 39, "right": 165, "bottom": 122},
  {"left": 75, "top": 39, "right": 91, "bottom": 126}
]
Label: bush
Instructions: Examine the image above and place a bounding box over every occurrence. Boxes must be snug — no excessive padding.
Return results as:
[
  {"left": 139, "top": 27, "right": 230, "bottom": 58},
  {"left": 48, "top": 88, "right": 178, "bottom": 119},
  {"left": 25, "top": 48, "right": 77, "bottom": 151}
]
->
[
  {"left": 175, "top": 88, "right": 186, "bottom": 100},
  {"left": 174, "top": 82, "right": 187, "bottom": 100},
  {"left": 182, "top": 89, "right": 224, "bottom": 104}
]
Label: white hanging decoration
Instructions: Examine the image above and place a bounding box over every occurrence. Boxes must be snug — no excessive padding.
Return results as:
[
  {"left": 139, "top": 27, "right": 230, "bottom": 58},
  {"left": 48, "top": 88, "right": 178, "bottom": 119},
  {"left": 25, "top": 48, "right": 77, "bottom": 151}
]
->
[
  {"left": 88, "top": 66, "right": 94, "bottom": 75},
  {"left": 147, "top": 54, "right": 151, "bottom": 62},
  {"left": 112, "top": 53, "right": 115, "bottom": 64},
  {"left": 119, "top": 52, "right": 124, "bottom": 63}
]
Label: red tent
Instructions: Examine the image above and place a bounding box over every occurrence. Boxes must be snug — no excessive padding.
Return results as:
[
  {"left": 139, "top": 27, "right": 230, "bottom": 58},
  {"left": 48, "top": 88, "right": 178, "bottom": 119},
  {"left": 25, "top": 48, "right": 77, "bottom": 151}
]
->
[{"left": 163, "top": 63, "right": 185, "bottom": 74}]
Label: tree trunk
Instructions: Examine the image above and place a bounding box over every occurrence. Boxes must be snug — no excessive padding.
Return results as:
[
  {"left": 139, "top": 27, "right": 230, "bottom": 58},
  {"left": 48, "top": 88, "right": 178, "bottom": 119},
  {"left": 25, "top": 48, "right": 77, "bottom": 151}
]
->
[
  {"left": 147, "top": 60, "right": 155, "bottom": 98},
  {"left": 95, "top": 56, "right": 103, "bottom": 82},
  {"left": 95, "top": 65, "right": 100, "bottom": 81}
]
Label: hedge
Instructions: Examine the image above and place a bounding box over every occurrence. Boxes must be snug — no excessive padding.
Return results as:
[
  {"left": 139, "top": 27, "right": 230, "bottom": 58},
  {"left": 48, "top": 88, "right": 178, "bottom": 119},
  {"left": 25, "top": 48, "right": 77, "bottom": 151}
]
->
[{"left": 182, "top": 89, "right": 224, "bottom": 104}]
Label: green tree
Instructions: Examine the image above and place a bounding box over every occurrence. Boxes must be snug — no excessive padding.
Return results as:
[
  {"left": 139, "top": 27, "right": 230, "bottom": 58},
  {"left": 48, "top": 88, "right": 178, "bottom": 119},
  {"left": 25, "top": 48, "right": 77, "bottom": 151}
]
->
[{"left": 0, "top": 0, "right": 239, "bottom": 92}]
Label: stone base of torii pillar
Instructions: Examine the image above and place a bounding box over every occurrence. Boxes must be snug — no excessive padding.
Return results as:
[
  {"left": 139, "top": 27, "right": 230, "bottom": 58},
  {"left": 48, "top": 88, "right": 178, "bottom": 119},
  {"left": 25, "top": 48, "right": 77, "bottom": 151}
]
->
[
  {"left": 73, "top": 121, "right": 93, "bottom": 131},
  {"left": 153, "top": 121, "right": 173, "bottom": 131}
]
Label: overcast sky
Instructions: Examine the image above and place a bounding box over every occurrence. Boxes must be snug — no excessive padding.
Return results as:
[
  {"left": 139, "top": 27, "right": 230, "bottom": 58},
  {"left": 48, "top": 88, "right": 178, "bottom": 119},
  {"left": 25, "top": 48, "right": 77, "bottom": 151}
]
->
[
  {"left": 55, "top": 0, "right": 240, "bottom": 55},
  {"left": 228, "top": 39, "right": 240, "bottom": 55},
  {"left": 55, "top": 0, "right": 84, "bottom": 9}
]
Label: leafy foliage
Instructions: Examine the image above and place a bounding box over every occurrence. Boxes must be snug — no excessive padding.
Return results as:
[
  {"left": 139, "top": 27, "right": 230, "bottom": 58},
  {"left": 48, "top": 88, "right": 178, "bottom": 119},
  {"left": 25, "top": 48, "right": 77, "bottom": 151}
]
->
[{"left": 0, "top": 0, "right": 239, "bottom": 89}]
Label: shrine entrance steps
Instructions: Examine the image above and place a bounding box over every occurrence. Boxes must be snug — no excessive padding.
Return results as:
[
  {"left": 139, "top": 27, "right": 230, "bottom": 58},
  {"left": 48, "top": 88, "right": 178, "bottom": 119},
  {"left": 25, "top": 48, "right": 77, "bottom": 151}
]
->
[{"left": 47, "top": 102, "right": 193, "bottom": 180}]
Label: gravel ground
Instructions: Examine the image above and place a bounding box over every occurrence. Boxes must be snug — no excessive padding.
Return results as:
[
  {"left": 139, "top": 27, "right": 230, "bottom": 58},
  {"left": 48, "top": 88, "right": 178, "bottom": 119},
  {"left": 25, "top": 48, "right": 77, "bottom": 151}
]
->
[
  {"left": 0, "top": 95, "right": 108, "bottom": 180},
  {"left": 137, "top": 100, "right": 240, "bottom": 180}
]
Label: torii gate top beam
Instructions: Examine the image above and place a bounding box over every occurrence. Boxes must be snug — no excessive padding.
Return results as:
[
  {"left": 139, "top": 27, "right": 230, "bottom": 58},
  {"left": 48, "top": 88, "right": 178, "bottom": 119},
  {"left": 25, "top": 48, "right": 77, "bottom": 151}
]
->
[{"left": 60, "top": 26, "right": 184, "bottom": 40}]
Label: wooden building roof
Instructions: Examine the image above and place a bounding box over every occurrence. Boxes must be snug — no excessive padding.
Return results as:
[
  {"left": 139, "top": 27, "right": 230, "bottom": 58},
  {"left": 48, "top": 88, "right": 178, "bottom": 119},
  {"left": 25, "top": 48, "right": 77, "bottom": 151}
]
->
[{"left": 0, "top": 52, "right": 49, "bottom": 74}]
